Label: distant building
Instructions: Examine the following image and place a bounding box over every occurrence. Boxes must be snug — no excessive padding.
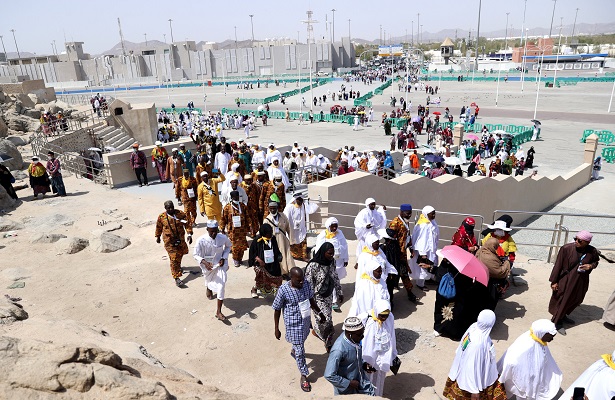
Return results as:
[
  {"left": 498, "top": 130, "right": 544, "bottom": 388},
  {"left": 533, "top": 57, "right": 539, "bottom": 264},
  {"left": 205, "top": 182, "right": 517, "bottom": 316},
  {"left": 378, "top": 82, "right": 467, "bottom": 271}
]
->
[
  {"left": 512, "top": 38, "right": 554, "bottom": 63},
  {"left": 0, "top": 38, "right": 356, "bottom": 86}
]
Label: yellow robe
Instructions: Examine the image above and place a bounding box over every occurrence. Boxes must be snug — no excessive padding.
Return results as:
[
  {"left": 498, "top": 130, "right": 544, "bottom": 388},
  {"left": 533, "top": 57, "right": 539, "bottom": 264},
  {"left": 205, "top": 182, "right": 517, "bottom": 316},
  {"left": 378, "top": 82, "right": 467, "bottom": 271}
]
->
[{"left": 198, "top": 175, "right": 225, "bottom": 223}]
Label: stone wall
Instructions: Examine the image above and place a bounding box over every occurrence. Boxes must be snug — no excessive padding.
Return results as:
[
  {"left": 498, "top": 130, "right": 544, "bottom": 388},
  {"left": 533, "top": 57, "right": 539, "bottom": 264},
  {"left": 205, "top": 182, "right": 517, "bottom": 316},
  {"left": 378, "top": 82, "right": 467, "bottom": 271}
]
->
[{"left": 47, "top": 128, "right": 97, "bottom": 153}]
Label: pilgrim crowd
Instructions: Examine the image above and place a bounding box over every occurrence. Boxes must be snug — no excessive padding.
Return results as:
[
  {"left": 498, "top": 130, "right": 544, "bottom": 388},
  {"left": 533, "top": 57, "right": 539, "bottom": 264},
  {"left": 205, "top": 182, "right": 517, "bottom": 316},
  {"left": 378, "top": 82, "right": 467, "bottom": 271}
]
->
[{"left": 150, "top": 135, "right": 614, "bottom": 398}]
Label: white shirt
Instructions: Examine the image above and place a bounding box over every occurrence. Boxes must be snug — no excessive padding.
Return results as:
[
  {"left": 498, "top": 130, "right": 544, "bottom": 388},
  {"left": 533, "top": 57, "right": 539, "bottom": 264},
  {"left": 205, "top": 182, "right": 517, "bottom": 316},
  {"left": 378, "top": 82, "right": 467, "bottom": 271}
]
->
[
  {"left": 284, "top": 200, "right": 318, "bottom": 244},
  {"left": 214, "top": 152, "right": 231, "bottom": 175}
]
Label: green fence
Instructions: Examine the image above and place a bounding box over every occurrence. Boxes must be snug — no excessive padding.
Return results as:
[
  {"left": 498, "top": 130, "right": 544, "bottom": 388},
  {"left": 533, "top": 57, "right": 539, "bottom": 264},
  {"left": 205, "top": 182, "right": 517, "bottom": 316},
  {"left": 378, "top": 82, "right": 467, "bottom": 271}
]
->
[
  {"left": 237, "top": 79, "right": 330, "bottom": 105},
  {"left": 602, "top": 147, "right": 615, "bottom": 163},
  {"left": 580, "top": 130, "right": 615, "bottom": 145}
]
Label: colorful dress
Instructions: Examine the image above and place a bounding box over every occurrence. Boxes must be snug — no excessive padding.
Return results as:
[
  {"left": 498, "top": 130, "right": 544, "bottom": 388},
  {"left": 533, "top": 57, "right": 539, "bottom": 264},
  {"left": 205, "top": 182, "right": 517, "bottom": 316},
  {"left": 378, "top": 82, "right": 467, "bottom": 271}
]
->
[
  {"left": 155, "top": 211, "right": 193, "bottom": 279},
  {"left": 221, "top": 202, "right": 249, "bottom": 263},
  {"left": 175, "top": 176, "right": 199, "bottom": 226}
]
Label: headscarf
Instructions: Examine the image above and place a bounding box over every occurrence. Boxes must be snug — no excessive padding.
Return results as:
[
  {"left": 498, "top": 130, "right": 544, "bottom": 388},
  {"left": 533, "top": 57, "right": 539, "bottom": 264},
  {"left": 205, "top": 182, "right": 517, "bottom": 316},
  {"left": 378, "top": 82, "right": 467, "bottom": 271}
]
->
[
  {"left": 560, "top": 349, "right": 615, "bottom": 400},
  {"left": 309, "top": 241, "right": 335, "bottom": 267},
  {"left": 476, "top": 237, "right": 510, "bottom": 279},
  {"left": 497, "top": 320, "right": 562, "bottom": 400},
  {"left": 365, "top": 197, "right": 376, "bottom": 208},
  {"left": 361, "top": 298, "right": 396, "bottom": 372},
  {"left": 325, "top": 217, "right": 338, "bottom": 239},
  {"left": 448, "top": 310, "right": 498, "bottom": 394}
]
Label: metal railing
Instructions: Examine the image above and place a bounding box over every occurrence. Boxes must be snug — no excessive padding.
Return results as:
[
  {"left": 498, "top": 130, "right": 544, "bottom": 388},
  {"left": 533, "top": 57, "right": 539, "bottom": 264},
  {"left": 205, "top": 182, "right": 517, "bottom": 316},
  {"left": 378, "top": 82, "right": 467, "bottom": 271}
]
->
[
  {"left": 309, "top": 198, "right": 485, "bottom": 246},
  {"left": 493, "top": 210, "right": 615, "bottom": 262},
  {"left": 30, "top": 132, "right": 112, "bottom": 185},
  {"left": 56, "top": 94, "right": 116, "bottom": 106}
]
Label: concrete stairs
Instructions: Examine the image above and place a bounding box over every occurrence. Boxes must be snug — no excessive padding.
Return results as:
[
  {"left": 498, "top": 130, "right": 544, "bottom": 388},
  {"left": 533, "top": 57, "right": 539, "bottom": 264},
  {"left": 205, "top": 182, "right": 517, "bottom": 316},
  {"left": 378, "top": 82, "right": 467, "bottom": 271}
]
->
[{"left": 94, "top": 125, "right": 135, "bottom": 152}]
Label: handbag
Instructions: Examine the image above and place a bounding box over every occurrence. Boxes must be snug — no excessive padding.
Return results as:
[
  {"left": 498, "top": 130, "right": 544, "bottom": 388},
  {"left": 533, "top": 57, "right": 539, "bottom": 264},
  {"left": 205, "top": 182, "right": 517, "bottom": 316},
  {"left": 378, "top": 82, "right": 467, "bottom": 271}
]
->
[
  {"left": 437, "top": 272, "right": 457, "bottom": 299},
  {"left": 390, "top": 356, "right": 402, "bottom": 375}
]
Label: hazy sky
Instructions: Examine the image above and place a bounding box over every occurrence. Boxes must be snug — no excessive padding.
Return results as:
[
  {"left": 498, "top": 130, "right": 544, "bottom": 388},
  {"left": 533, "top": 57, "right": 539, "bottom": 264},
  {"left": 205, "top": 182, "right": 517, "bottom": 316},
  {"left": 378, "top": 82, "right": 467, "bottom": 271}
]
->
[{"left": 2, "top": 0, "right": 614, "bottom": 55}]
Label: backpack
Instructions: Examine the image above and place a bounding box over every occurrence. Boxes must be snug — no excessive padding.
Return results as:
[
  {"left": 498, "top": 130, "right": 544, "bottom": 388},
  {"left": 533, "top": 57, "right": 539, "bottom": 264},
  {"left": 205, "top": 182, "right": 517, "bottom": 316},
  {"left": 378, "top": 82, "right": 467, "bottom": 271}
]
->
[{"left": 437, "top": 272, "right": 457, "bottom": 299}]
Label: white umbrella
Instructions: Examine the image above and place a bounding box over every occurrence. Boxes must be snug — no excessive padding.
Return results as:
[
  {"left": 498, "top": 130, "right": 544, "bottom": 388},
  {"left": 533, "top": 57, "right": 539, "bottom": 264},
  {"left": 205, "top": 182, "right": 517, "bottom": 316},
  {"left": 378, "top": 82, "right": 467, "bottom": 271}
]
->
[
  {"left": 87, "top": 147, "right": 102, "bottom": 152},
  {"left": 257, "top": 105, "right": 265, "bottom": 112},
  {"left": 444, "top": 156, "right": 462, "bottom": 166}
]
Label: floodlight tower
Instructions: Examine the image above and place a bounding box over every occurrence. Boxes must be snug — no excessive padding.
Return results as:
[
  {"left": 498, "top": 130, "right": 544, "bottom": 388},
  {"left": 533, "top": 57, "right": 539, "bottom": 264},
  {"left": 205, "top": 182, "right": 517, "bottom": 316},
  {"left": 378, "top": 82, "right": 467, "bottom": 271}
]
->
[{"left": 301, "top": 10, "right": 319, "bottom": 111}]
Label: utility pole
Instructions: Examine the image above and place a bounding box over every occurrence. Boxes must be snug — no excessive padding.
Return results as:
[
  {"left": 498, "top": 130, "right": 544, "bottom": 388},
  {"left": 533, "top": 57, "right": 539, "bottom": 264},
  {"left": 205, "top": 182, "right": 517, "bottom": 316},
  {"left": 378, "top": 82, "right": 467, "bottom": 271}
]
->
[
  {"left": 474, "top": 0, "right": 482, "bottom": 69},
  {"left": 348, "top": 19, "right": 351, "bottom": 42},
  {"left": 571, "top": 8, "right": 579, "bottom": 38},
  {"left": 168, "top": 19, "right": 174, "bottom": 43},
  {"left": 331, "top": 9, "right": 336, "bottom": 42},
  {"left": 411, "top": 21, "right": 414, "bottom": 46},
  {"left": 10, "top": 29, "right": 23, "bottom": 76},
  {"left": 380, "top": 25, "right": 382, "bottom": 46},
  {"left": 417, "top": 14, "right": 420, "bottom": 44},
  {"left": 144, "top": 33, "right": 148, "bottom": 47},
  {"left": 249, "top": 14, "right": 255, "bottom": 43},
  {"left": 301, "top": 10, "right": 318, "bottom": 110},
  {"left": 548, "top": 0, "right": 557, "bottom": 38}
]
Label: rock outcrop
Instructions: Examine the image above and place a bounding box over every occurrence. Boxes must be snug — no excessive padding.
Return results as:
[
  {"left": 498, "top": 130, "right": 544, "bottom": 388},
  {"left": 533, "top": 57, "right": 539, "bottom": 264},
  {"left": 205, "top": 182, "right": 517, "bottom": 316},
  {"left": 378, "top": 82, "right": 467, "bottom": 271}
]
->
[
  {"left": 0, "top": 297, "right": 28, "bottom": 325},
  {"left": 0, "top": 139, "right": 23, "bottom": 170},
  {"left": 90, "top": 230, "right": 131, "bottom": 253}
]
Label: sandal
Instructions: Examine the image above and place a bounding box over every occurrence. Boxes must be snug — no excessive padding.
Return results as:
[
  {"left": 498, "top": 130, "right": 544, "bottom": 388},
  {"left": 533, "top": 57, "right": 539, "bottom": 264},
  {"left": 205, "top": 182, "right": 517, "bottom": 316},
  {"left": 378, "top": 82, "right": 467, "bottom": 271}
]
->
[
  {"left": 300, "top": 378, "right": 311, "bottom": 392},
  {"left": 216, "top": 313, "right": 226, "bottom": 321},
  {"left": 175, "top": 278, "right": 182, "bottom": 287},
  {"left": 251, "top": 288, "right": 258, "bottom": 299},
  {"left": 290, "top": 349, "right": 296, "bottom": 359}
]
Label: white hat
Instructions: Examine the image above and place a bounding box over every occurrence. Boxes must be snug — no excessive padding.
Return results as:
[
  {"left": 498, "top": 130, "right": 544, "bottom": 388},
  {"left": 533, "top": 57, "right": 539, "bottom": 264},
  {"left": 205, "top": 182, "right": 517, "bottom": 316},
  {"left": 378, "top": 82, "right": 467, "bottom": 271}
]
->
[
  {"left": 200, "top": 171, "right": 208, "bottom": 176},
  {"left": 172, "top": 147, "right": 178, "bottom": 152},
  {"left": 273, "top": 170, "right": 282, "bottom": 179},
  {"left": 257, "top": 171, "right": 266, "bottom": 176},
  {"left": 487, "top": 220, "right": 511, "bottom": 231},
  {"left": 377, "top": 228, "right": 393, "bottom": 240},
  {"left": 365, "top": 197, "right": 376, "bottom": 207},
  {"left": 422, "top": 205, "right": 435, "bottom": 215},
  {"left": 155, "top": 141, "right": 162, "bottom": 146},
  {"left": 206, "top": 220, "right": 219, "bottom": 228},
  {"left": 318, "top": 154, "right": 324, "bottom": 158}
]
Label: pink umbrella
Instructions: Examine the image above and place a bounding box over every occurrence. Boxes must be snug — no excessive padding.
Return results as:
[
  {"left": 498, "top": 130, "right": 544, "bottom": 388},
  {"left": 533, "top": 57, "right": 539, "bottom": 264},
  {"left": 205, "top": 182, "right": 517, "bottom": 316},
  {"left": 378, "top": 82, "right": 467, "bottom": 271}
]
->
[
  {"left": 466, "top": 134, "right": 480, "bottom": 141},
  {"left": 439, "top": 245, "right": 489, "bottom": 286}
]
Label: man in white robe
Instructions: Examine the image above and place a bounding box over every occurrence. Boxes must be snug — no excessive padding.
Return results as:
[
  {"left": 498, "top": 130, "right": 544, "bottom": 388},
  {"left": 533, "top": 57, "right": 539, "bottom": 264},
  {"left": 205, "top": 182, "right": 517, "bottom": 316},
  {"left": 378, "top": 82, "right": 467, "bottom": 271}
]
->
[
  {"left": 367, "top": 152, "right": 379, "bottom": 174},
  {"left": 353, "top": 198, "right": 387, "bottom": 261},
  {"left": 284, "top": 194, "right": 318, "bottom": 261},
  {"left": 193, "top": 220, "right": 232, "bottom": 321},
  {"left": 251, "top": 145, "right": 266, "bottom": 167},
  {"left": 497, "top": 319, "right": 562, "bottom": 400},
  {"left": 220, "top": 176, "right": 248, "bottom": 207},
  {"left": 410, "top": 205, "right": 438, "bottom": 288},
  {"left": 214, "top": 147, "right": 231, "bottom": 175}
]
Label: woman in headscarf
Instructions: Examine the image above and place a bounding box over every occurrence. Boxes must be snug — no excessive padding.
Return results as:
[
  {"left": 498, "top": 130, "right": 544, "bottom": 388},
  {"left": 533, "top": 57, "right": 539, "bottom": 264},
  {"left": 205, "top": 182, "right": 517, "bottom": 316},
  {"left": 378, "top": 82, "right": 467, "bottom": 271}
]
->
[
  {"left": 560, "top": 349, "right": 615, "bottom": 400},
  {"left": 348, "top": 259, "right": 394, "bottom": 318},
  {"left": 452, "top": 165, "right": 463, "bottom": 177},
  {"left": 305, "top": 242, "right": 343, "bottom": 352},
  {"left": 27, "top": 156, "right": 51, "bottom": 198},
  {"left": 360, "top": 299, "right": 397, "bottom": 397},
  {"left": 248, "top": 224, "right": 283, "bottom": 298},
  {"left": 267, "top": 157, "right": 290, "bottom": 189},
  {"left": 477, "top": 237, "right": 511, "bottom": 311},
  {"left": 315, "top": 217, "right": 349, "bottom": 311},
  {"left": 433, "top": 257, "right": 490, "bottom": 340},
  {"left": 383, "top": 151, "right": 394, "bottom": 179},
  {"left": 443, "top": 309, "right": 507, "bottom": 400},
  {"left": 451, "top": 217, "right": 478, "bottom": 254},
  {"left": 497, "top": 319, "right": 562, "bottom": 400}
]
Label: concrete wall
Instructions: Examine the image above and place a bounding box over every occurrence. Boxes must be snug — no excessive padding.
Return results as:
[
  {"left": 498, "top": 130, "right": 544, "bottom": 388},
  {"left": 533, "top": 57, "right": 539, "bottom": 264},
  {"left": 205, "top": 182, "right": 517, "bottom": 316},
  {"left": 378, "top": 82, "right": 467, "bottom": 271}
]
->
[
  {"left": 108, "top": 99, "right": 158, "bottom": 146},
  {"left": 102, "top": 138, "right": 197, "bottom": 188},
  {"left": 308, "top": 162, "right": 593, "bottom": 241},
  {"left": 47, "top": 129, "right": 97, "bottom": 153}
]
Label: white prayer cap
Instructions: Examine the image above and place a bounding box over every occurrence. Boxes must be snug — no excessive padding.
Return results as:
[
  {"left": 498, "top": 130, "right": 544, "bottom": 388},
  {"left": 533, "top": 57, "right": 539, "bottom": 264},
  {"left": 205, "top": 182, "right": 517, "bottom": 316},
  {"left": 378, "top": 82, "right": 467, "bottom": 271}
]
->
[
  {"left": 155, "top": 141, "right": 162, "bottom": 146},
  {"left": 341, "top": 156, "right": 348, "bottom": 162},
  {"left": 243, "top": 174, "right": 252, "bottom": 180},
  {"left": 273, "top": 170, "right": 282, "bottom": 179},
  {"left": 365, "top": 233, "right": 380, "bottom": 246},
  {"left": 172, "top": 147, "right": 178, "bottom": 152},
  {"left": 200, "top": 171, "right": 208, "bottom": 176},
  {"left": 422, "top": 205, "right": 435, "bottom": 215},
  {"left": 257, "top": 171, "right": 266, "bottom": 176},
  {"left": 325, "top": 217, "right": 338, "bottom": 229},
  {"left": 343, "top": 316, "right": 364, "bottom": 332},
  {"left": 365, "top": 198, "right": 376, "bottom": 207},
  {"left": 206, "top": 220, "right": 219, "bottom": 228},
  {"left": 318, "top": 154, "right": 324, "bottom": 158}
]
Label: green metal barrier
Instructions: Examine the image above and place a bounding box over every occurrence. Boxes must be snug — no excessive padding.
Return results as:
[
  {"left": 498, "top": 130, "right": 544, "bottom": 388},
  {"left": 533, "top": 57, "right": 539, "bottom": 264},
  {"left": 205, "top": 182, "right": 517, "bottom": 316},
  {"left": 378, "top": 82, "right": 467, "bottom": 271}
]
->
[
  {"left": 580, "top": 130, "right": 615, "bottom": 145},
  {"left": 602, "top": 146, "right": 615, "bottom": 163}
]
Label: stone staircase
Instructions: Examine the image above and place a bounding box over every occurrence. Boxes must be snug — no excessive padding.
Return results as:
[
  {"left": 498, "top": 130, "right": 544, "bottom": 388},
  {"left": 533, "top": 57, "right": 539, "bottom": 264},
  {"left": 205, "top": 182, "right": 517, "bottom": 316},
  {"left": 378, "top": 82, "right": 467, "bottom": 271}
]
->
[{"left": 94, "top": 125, "right": 136, "bottom": 152}]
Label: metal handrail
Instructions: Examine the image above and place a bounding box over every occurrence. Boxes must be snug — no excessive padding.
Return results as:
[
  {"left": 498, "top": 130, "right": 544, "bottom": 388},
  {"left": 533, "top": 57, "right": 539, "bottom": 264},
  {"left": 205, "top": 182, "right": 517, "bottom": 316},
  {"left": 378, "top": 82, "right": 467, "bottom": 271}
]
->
[{"left": 493, "top": 210, "right": 615, "bottom": 262}]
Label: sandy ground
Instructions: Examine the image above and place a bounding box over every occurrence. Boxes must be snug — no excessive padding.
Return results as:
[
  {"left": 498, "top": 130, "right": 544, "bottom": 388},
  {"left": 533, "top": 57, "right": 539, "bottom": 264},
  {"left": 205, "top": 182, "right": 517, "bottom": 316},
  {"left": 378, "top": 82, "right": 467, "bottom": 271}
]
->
[{"left": 2, "top": 76, "right": 614, "bottom": 399}]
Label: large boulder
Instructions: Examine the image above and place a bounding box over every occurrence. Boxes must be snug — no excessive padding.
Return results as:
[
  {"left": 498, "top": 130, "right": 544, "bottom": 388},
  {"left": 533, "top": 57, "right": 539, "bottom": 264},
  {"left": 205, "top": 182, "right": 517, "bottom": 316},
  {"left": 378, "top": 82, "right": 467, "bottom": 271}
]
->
[
  {"left": 29, "top": 233, "right": 67, "bottom": 244},
  {"left": 0, "top": 117, "right": 7, "bottom": 138},
  {"left": 0, "top": 217, "right": 24, "bottom": 232},
  {"left": 4, "top": 113, "right": 39, "bottom": 133},
  {"left": 6, "top": 135, "right": 28, "bottom": 147},
  {"left": 0, "top": 139, "right": 24, "bottom": 171},
  {"left": 10, "top": 170, "right": 28, "bottom": 181},
  {"left": 0, "top": 297, "right": 28, "bottom": 325},
  {"left": 55, "top": 237, "right": 89, "bottom": 254},
  {"left": 0, "top": 185, "right": 18, "bottom": 210},
  {"left": 21, "top": 108, "right": 41, "bottom": 120},
  {"left": 90, "top": 230, "right": 131, "bottom": 253},
  {"left": 15, "top": 94, "right": 35, "bottom": 109}
]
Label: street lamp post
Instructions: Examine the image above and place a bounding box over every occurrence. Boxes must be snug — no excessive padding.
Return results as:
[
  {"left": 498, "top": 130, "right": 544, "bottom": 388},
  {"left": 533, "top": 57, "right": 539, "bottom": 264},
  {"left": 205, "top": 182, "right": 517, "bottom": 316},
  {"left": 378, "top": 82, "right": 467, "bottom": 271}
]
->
[
  {"left": 10, "top": 29, "right": 23, "bottom": 76},
  {"left": 331, "top": 9, "right": 336, "bottom": 42},
  {"left": 553, "top": 18, "right": 563, "bottom": 87},
  {"left": 474, "top": 0, "right": 482, "bottom": 70},
  {"left": 571, "top": 8, "right": 580, "bottom": 43},
  {"left": 144, "top": 33, "right": 148, "bottom": 46},
  {"left": 520, "top": 0, "right": 528, "bottom": 92},
  {"left": 548, "top": 0, "right": 557, "bottom": 38},
  {"left": 417, "top": 14, "right": 420, "bottom": 44},
  {"left": 249, "top": 15, "right": 255, "bottom": 43},
  {"left": 168, "top": 19, "right": 174, "bottom": 43},
  {"left": 495, "top": 12, "right": 510, "bottom": 107},
  {"left": 348, "top": 19, "right": 351, "bottom": 41},
  {"left": 533, "top": 45, "right": 553, "bottom": 120}
]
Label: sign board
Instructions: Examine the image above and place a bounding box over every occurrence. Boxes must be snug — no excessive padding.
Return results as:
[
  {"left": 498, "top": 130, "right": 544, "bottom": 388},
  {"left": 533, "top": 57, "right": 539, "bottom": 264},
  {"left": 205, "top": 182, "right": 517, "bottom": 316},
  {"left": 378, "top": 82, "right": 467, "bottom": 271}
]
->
[{"left": 378, "top": 45, "right": 404, "bottom": 57}]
